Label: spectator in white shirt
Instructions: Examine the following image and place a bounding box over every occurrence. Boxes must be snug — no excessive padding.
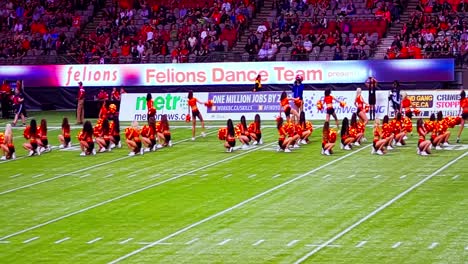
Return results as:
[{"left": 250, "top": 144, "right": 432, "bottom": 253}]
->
[{"left": 258, "top": 43, "right": 268, "bottom": 60}]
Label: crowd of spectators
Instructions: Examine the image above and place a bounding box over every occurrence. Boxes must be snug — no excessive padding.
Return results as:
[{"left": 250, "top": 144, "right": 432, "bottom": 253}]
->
[{"left": 385, "top": 4, "right": 468, "bottom": 65}]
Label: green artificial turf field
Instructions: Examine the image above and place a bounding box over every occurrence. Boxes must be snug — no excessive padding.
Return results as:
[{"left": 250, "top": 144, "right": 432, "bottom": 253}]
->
[{"left": 0, "top": 111, "right": 467, "bottom": 263}]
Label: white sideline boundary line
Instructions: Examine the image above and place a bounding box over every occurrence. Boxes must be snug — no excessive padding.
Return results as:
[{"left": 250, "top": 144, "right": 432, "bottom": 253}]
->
[
  {"left": 0, "top": 140, "right": 277, "bottom": 242},
  {"left": 0, "top": 131, "right": 218, "bottom": 196},
  {"left": 293, "top": 151, "right": 468, "bottom": 264},
  {"left": 108, "top": 144, "right": 371, "bottom": 264}
]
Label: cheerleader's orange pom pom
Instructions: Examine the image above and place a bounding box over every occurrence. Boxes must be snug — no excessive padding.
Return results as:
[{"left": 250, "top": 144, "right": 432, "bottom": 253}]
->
[
  {"left": 339, "top": 101, "right": 346, "bottom": 108},
  {"left": 218, "top": 127, "right": 227, "bottom": 140},
  {"left": 329, "top": 130, "right": 337, "bottom": 143},
  {"left": 316, "top": 100, "right": 323, "bottom": 111},
  {"left": 365, "top": 105, "right": 370, "bottom": 113},
  {"left": 109, "top": 104, "right": 117, "bottom": 113},
  {"left": 294, "top": 98, "right": 302, "bottom": 108},
  {"left": 204, "top": 100, "right": 214, "bottom": 108},
  {"left": 413, "top": 108, "right": 421, "bottom": 116},
  {"left": 185, "top": 114, "right": 191, "bottom": 122},
  {"left": 455, "top": 116, "right": 462, "bottom": 125}
]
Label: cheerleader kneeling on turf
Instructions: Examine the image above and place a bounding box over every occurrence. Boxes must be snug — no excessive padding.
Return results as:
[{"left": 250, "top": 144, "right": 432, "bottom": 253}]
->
[
  {"left": 382, "top": 115, "right": 395, "bottom": 150},
  {"left": 277, "top": 117, "right": 296, "bottom": 152},
  {"left": 78, "top": 121, "right": 96, "bottom": 156},
  {"left": 96, "top": 118, "right": 112, "bottom": 152},
  {"left": 298, "top": 111, "right": 312, "bottom": 144},
  {"left": 417, "top": 118, "right": 432, "bottom": 156},
  {"left": 141, "top": 117, "right": 157, "bottom": 152},
  {"left": 158, "top": 114, "right": 172, "bottom": 147},
  {"left": 340, "top": 117, "right": 354, "bottom": 150},
  {"left": 23, "top": 119, "right": 40, "bottom": 156},
  {"left": 0, "top": 124, "right": 15, "bottom": 160},
  {"left": 58, "top": 117, "right": 71, "bottom": 149},
  {"left": 224, "top": 119, "right": 236, "bottom": 152},
  {"left": 109, "top": 118, "right": 121, "bottom": 149},
  {"left": 322, "top": 121, "right": 336, "bottom": 155},
  {"left": 236, "top": 115, "right": 251, "bottom": 149},
  {"left": 248, "top": 114, "right": 262, "bottom": 145},
  {"left": 125, "top": 121, "right": 143, "bottom": 156},
  {"left": 38, "top": 119, "right": 51, "bottom": 153},
  {"left": 350, "top": 113, "right": 364, "bottom": 146},
  {"left": 372, "top": 119, "right": 387, "bottom": 155}
]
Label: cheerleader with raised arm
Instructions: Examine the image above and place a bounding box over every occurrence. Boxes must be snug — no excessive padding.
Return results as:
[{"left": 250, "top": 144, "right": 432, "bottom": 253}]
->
[
  {"left": 456, "top": 90, "right": 468, "bottom": 143},
  {"left": 279, "top": 91, "right": 300, "bottom": 123},
  {"left": 248, "top": 114, "right": 263, "bottom": 145},
  {"left": 322, "top": 121, "right": 336, "bottom": 155},
  {"left": 417, "top": 118, "right": 432, "bottom": 155},
  {"left": 23, "top": 119, "right": 40, "bottom": 156},
  {"left": 58, "top": 117, "right": 71, "bottom": 149},
  {"left": 78, "top": 121, "right": 96, "bottom": 156},
  {"left": 355, "top": 87, "right": 369, "bottom": 125},
  {"left": 236, "top": 115, "right": 251, "bottom": 149},
  {"left": 125, "top": 121, "right": 143, "bottom": 156},
  {"left": 340, "top": 117, "right": 355, "bottom": 150},
  {"left": 187, "top": 90, "right": 206, "bottom": 140},
  {"left": 371, "top": 119, "right": 387, "bottom": 155},
  {"left": 298, "top": 111, "right": 312, "bottom": 144},
  {"left": 224, "top": 119, "right": 236, "bottom": 152},
  {"left": 1, "top": 124, "right": 15, "bottom": 160}
]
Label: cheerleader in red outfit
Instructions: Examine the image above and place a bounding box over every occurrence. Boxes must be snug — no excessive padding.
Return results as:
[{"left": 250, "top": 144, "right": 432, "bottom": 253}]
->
[
  {"left": 38, "top": 119, "right": 50, "bottom": 153},
  {"left": 23, "top": 119, "right": 40, "bottom": 156},
  {"left": 78, "top": 121, "right": 96, "bottom": 156},
  {"left": 355, "top": 88, "right": 368, "bottom": 125},
  {"left": 146, "top": 93, "right": 156, "bottom": 122},
  {"left": 224, "top": 119, "right": 236, "bottom": 152},
  {"left": 298, "top": 111, "right": 312, "bottom": 144},
  {"left": 187, "top": 90, "right": 206, "bottom": 140},
  {"left": 401, "top": 92, "right": 414, "bottom": 119},
  {"left": 248, "top": 114, "right": 262, "bottom": 145},
  {"left": 236, "top": 115, "right": 251, "bottom": 149},
  {"left": 457, "top": 90, "right": 468, "bottom": 143},
  {"left": 125, "top": 121, "right": 143, "bottom": 156},
  {"left": 58, "top": 117, "right": 71, "bottom": 149},
  {"left": 322, "top": 121, "right": 336, "bottom": 155},
  {"left": 417, "top": 118, "right": 432, "bottom": 156},
  {"left": 158, "top": 114, "right": 172, "bottom": 147},
  {"left": 1, "top": 124, "right": 15, "bottom": 160},
  {"left": 141, "top": 118, "right": 156, "bottom": 152},
  {"left": 277, "top": 117, "right": 295, "bottom": 152},
  {"left": 371, "top": 119, "right": 387, "bottom": 155},
  {"left": 109, "top": 118, "right": 122, "bottom": 148},
  {"left": 392, "top": 112, "right": 406, "bottom": 146},
  {"left": 279, "top": 91, "right": 299, "bottom": 123},
  {"left": 382, "top": 115, "right": 395, "bottom": 150},
  {"left": 350, "top": 113, "right": 364, "bottom": 146},
  {"left": 433, "top": 111, "right": 451, "bottom": 149},
  {"left": 340, "top": 117, "right": 355, "bottom": 150},
  {"left": 96, "top": 119, "right": 112, "bottom": 152},
  {"left": 322, "top": 88, "right": 341, "bottom": 128}
]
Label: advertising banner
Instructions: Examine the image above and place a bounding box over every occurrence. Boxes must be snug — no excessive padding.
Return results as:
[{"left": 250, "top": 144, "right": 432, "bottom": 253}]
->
[
  {"left": 0, "top": 59, "right": 454, "bottom": 87},
  {"left": 119, "top": 90, "right": 462, "bottom": 121}
]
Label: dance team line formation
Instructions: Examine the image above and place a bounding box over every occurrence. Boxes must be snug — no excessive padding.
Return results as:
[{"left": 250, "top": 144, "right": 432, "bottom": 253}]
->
[{"left": 1, "top": 77, "right": 468, "bottom": 160}]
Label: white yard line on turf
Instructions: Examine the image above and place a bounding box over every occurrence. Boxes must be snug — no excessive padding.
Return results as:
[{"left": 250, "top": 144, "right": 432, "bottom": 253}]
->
[
  {"left": 0, "top": 131, "right": 217, "bottom": 196},
  {"left": 253, "top": 239, "right": 265, "bottom": 246},
  {"left": 55, "top": 237, "right": 70, "bottom": 244},
  {"left": 185, "top": 238, "right": 199, "bottom": 245},
  {"left": 355, "top": 241, "right": 367, "bottom": 248},
  {"left": 428, "top": 242, "right": 438, "bottom": 249},
  {"left": 119, "top": 238, "right": 133, "bottom": 244},
  {"left": 391, "top": 242, "right": 402, "bottom": 249},
  {"left": 107, "top": 144, "right": 371, "bottom": 264},
  {"left": 217, "top": 239, "right": 232, "bottom": 246},
  {"left": 293, "top": 151, "right": 468, "bottom": 264},
  {"left": 87, "top": 237, "right": 102, "bottom": 244},
  {"left": 287, "top": 240, "right": 300, "bottom": 247},
  {"left": 0, "top": 140, "right": 277, "bottom": 241}
]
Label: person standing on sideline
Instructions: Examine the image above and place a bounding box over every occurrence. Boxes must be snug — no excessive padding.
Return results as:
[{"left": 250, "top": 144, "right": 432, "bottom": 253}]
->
[
  {"left": 12, "top": 87, "right": 26, "bottom": 126},
  {"left": 389, "top": 80, "right": 401, "bottom": 116},
  {"left": 76, "top": 82, "right": 85, "bottom": 124},
  {"left": 292, "top": 75, "right": 304, "bottom": 115},
  {"left": 1, "top": 80, "right": 12, "bottom": 119},
  {"left": 366, "top": 76, "right": 377, "bottom": 120}
]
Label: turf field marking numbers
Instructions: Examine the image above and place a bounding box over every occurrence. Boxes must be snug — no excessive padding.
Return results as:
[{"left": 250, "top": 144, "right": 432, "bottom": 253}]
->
[
  {"left": 347, "top": 174, "right": 355, "bottom": 179},
  {"left": 392, "top": 242, "right": 402, "bottom": 249},
  {"left": 104, "top": 174, "right": 114, "bottom": 178},
  {"left": 0, "top": 141, "right": 277, "bottom": 242},
  {"left": 185, "top": 238, "right": 199, "bottom": 245},
  {"left": 55, "top": 237, "right": 70, "bottom": 244},
  {"left": 293, "top": 151, "right": 468, "bottom": 264},
  {"left": 32, "top": 173, "right": 45, "bottom": 178},
  {"left": 119, "top": 238, "right": 133, "bottom": 244},
  {"left": 108, "top": 145, "right": 370, "bottom": 264},
  {"left": 355, "top": 241, "right": 367, "bottom": 248},
  {"left": 287, "top": 240, "right": 300, "bottom": 247},
  {"left": 23, "top": 236, "right": 39, "bottom": 243},
  {"left": 428, "top": 242, "right": 438, "bottom": 249},
  {"left": 79, "top": 174, "right": 91, "bottom": 179},
  {"left": 248, "top": 174, "right": 257, "bottom": 178},
  {"left": 322, "top": 174, "right": 331, "bottom": 179},
  {"left": 0, "top": 131, "right": 218, "bottom": 195},
  {"left": 452, "top": 175, "right": 460, "bottom": 180},
  {"left": 9, "top": 173, "right": 22, "bottom": 178},
  {"left": 400, "top": 175, "right": 407, "bottom": 179},
  {"left": 272, "top": 174, "right": 281, "bottom": 178},
  {"left": 373, "top": 175, "right": 381, "bottom": 179},
  {"left": 87, "top": 237, "right": 102, "bottom": 244},
  {"left": 223, "top": 174, "right": 232, "bottom": 179},
  {"left": 218, "top": 239, "right": 232, "bottom": 246},
  {"left": 253, "top": 239, "right": 265, "bottom": 246}
]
